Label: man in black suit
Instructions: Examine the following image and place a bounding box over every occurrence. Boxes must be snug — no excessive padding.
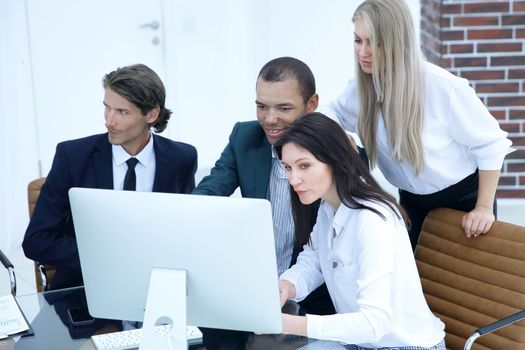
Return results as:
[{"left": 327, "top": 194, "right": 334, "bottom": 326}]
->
[{"left": 23, "top": 64, "right": 197, "bottom": 290}]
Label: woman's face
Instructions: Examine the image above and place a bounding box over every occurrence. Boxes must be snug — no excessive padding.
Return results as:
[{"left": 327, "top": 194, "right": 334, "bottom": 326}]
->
[
  {"left": 354, "top": 18, "right": 373, "bottom": 74},
  {"left": 281, "top": 143, "right": 340, "bottom": 211}
]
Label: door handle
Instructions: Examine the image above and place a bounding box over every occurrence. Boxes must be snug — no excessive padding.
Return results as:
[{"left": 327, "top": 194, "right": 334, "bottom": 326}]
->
[{"left": 140, "top": 20, "right": 159, "bottom": 30}]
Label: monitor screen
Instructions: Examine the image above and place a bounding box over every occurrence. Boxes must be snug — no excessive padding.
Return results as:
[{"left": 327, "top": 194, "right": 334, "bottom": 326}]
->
[{"left": 69, "top": 188, "right": 282, "bottom": 334}]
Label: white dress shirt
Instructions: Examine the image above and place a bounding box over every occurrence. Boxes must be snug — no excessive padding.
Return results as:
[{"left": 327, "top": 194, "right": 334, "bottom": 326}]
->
[
  {"left": 280, "top": 200, "right": 445, "bottom": 348},
  {"left": 320, "top": 61, "right": 513, "bottom": 194},
  {"left": 112, "top": 134, "right": 156, "bottom": 192}
]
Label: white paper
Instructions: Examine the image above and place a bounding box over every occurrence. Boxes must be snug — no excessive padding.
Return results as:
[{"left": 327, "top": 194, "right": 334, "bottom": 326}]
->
[{"left": 0, "top": 294, "right": 29, "bottom": 336}]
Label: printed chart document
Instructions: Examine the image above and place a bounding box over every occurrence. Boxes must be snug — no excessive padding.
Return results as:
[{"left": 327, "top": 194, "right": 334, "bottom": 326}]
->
[{"left": 0, "top": 294, "right": 31, "bottom": 339}]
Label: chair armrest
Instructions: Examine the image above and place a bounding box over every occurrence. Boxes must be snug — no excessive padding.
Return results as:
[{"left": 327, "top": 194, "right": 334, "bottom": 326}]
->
[
  {"left": 0, "top": 249, "right": 16, "bottom": 296},
  {"left": 464, "top": 310, "right": 525, "bottom": 350}
]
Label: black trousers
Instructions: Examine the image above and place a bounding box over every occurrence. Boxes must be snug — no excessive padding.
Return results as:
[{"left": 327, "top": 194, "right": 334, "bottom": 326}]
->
[{"left": 399, "top": 170, "right": 497, "bottom": 251}]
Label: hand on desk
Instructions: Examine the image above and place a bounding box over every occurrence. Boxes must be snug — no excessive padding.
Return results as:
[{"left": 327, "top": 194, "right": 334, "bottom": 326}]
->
[
  {"left": 278, "top": 280, "right": 296, "bottom": 308},
  {"left": 281, "top": 313, "right": 307, "bottom": 337}
]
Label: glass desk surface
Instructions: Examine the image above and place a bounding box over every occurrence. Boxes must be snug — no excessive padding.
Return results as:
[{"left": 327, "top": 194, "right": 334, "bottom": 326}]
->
[{"left": 0, "top": 287, "right": 318, "bottom": 350}]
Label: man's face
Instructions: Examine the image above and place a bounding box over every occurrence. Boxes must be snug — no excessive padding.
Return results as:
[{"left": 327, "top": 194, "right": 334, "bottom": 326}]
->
[
  {"left": 255, "top": 78, "right": 317, "bottom": 144},
  {"left": 103, "top": 88, "right": 158, "bottom": 155}
]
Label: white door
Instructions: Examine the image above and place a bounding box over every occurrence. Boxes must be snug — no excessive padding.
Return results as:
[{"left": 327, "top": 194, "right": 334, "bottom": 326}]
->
[{"left": 26, "top": 0, "right": 165, "bottom": 174}]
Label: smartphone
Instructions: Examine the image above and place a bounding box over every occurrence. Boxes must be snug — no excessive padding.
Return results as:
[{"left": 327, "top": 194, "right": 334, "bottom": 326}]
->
[{"left": 67, "top": 306, "right": 95, "bottom": 326}]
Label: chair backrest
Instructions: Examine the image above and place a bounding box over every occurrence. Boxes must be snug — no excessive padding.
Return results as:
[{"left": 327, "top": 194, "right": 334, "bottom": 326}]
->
[
  {"left": 28, "top": 177, "right": 46, "bottom": 217},
  {"left": 27, "top": 177, "right": 55, "bottom": 292},
  {"left": 415, "top": 208, "right": 525, "bottom": 350}
]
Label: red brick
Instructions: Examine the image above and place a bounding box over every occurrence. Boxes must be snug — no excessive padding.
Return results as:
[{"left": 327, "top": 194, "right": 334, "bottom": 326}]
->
[
  {"left": 421, "top": 23, "right": 440, "bottom": 37},
  {"left": 499, "top": 122, "right": 521, "bottom": 133},
  {"left": 467, "top": 29, "right": 513, "bottom": 40},
  {"left": 476, "top": 82, "right": 520, "bottom": 93},
  {"left": 478, "top": 42, "right": 523, "bottom": 53},
  {"left": 497, "top": 189, "right": 525, "bottom": 198},
  {"left": 499, "top": 176, "right": 517, "bottom": 186},
  {"left": 442, "top": 30, "right": 465, "bottom": 41},
  {"left": 488, "top": 96, "right": 525, "bottom": 107},
  {"left": 460, "top": 70, "right": 505, "bottom": 80},
  {"left": 454, "top": 57, "right": 487, "bottom": 67},
  {"left": 515, "top": 1, "right": 525, "bottom": 11},
  {"left": 454, "top": 16, "right": 499, "bottom": 27},
  {"left": 450, "top": 44, "right": 474, "bottom": 54},
  {"left": 521, "top": 176, "right": 525, "bottom": 186},
  {"left": 515, "top": 2, "right": 525, "bottom": 11},
  {"left": 509, "top": 69, "right": 525, "bottom": 79},
  {"left": 441, "top": 17, "right": 451, "bottom": 28},
  {"left": 492, "top": 56, "right": 525, "bottom": 66},
  {"left": 489, "top": 109, "right": 506, "bottom": 120},
  {"left": 518, "top": 29, "right": 525, "bottom": 38},
  {"left": 508, "top": 136, "right": 525, "bottom": 148},
  {"left": 505, "top": 148, "right": 525, "bottom": 160},
  {"left": 502, "top": 15, "right": 525, "bottom": 26},
  {"left": 464, "top": 2, "right": 510, "bottom": 13},
  {"left": 440, "top": 57, "right": 453, "bottom": 68},
  {"left": 507, "top": 162, "right": 525, "bottom": 171},
  {"left": 441, "top": 3, "right": 462, "bottom": 14},
  {"left": 421, "top": 8, "right": 440, "bottom": 25},
  {"left": 510, "top": 110, "right": 525, "bottom": 119}
]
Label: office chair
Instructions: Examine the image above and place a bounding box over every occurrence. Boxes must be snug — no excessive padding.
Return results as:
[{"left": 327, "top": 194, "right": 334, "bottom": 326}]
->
[
  {"left": 0, "top": 248, "right": 16, "bottom": 295},
  {"left": 27, "top": 177, "right": 56, "bottom": 292},
  {"left": 415, "top": 208, "right": 525, "bottom": 350}
]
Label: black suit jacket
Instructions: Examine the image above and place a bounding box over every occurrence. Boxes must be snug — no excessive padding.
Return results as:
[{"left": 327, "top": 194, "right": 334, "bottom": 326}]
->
[{"left": 23, "top": 133, "right": 197, "bottom": 289}]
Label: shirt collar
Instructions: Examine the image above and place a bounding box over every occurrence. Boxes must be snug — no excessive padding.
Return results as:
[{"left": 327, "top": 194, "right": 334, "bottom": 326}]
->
[
  {"left": 112, "top": 133, "right": 155, "bottom": 167},
  {"left": 322, "top": 201, "right": 348, "bottom": 237},
  {"left": 271, "top": 145, "right": 277, "bottom": 159}
]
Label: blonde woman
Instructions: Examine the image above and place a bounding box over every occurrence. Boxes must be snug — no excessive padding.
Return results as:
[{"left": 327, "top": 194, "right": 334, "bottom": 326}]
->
[{"left": 322, "top": 0, "right": 512, "bottom": 249}]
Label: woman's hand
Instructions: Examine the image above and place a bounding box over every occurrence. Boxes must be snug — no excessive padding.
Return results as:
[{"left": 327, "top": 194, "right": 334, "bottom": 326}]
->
[
  {"left": 462, "top": 206, "right": 495, "bottom": 238},
  {"left": 279, "top": 280, "right": 296, "bottom": 308},
  {"left": 281, "top": 313, "right": 307, "bottom": 336}
]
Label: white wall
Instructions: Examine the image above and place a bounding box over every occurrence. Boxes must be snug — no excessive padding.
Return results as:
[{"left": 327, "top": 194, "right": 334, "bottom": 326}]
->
[
  {"left": 164, "top": 0, "right": 421, "bottom": 170},
  {"left": 0, "top": 1, "right": 40, "bottom": 252},
  {"left": 0, "top": 0, "right": 421, "bottom": 252}
]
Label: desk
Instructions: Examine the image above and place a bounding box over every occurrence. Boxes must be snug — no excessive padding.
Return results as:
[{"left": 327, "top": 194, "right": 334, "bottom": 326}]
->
[{"left": 0, "top": 287, "right": 316, "bottom": 350}]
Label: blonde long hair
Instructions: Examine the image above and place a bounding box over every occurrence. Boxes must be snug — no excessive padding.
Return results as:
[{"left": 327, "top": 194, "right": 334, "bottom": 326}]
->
[{"left": 353, "top": 0, "right": 425, "bottom": 173}]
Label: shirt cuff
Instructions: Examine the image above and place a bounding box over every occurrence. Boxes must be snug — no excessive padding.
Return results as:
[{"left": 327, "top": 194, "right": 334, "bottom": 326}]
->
[{"left": 279, "top": 269, "right": 310, "bottom": 302}]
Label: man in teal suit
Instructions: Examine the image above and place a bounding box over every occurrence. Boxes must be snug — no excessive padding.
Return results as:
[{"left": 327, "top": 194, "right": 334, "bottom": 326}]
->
[
  {"left": 195, "top": 57, "right": 369, "bottom": 350},
  {"left": 194, "top": 57, "right": 335, "bottom": 314}
]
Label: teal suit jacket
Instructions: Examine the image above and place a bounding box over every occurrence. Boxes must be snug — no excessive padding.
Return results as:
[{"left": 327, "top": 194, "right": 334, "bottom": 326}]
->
[{"left": 193, "top": 121, "right": 271, "bottom": 198}]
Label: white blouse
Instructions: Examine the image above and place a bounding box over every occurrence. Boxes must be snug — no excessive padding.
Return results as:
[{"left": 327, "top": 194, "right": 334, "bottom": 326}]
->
[
  {"left": 320, "top": 61, "right": 513, "bottom": 194},
  {"left": 280, "top": 200, "right": 445, "bottom": 348}
]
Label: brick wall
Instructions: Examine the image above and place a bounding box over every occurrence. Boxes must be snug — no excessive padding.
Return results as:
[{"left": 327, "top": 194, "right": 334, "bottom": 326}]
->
[{"left": 421, "top": 0, "right": 525, "bottom": 198}]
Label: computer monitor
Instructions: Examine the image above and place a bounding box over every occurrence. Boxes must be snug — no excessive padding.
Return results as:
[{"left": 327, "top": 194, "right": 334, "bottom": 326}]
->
[{"left": 69, "top": 188, "right": 282, "bottom": 334}]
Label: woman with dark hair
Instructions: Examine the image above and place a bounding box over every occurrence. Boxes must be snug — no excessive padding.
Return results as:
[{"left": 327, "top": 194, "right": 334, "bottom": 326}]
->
[{"left": 274, "top": 113, "right": 445, "bottom": 349}]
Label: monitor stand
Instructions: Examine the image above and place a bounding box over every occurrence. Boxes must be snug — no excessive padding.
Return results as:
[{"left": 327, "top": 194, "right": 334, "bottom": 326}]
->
[{"left": 140, "top": 268, "right": 188, "bottom": 350}]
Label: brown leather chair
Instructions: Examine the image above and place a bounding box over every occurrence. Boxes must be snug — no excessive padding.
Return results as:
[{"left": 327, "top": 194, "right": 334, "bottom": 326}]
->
[
  {"left": 416, "top": 208, "right": 525, "bottom": 350},
  {"left": 27, "top": 177, "right": 56, "bottom": 292}
]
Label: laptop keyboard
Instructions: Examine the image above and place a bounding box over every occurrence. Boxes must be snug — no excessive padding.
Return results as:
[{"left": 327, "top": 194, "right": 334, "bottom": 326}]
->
[{"left": 91, "top": 325, "right": 202, "bottom": 350}]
